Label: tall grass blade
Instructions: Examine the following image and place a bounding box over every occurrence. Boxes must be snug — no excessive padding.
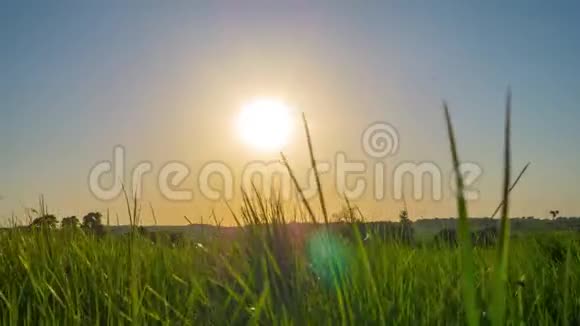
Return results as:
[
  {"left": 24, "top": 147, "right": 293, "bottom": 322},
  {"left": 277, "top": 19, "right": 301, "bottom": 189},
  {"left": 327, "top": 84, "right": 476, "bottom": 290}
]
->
[
  {"left": 302, "top": 113, "right": 329, "bottom": 224},
  {"left": 149, "top": 202, "right": 158, "bottom": 226},
  {"left": 223, "top": 199, "right": 243, "bottom": 227},
  {"left": 443, "top": 101, "right": 479, "bottom": 326},
  {"left": 490, "top": 161, "right": 529, "bottom": 218},
  {"left": 280, "top": 152, "right": 318, "bottom": 224},
  {"left": 183, "top": 215, "right": 194, "bottom": 226},
  {"left": 490, "top": 88, "right": 512, "bottom": 326}
]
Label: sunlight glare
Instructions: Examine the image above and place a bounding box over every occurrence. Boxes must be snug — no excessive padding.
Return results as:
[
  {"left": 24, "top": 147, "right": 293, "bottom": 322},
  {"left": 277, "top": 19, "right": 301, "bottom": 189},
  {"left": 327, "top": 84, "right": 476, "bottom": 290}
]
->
[{"left": 237, "top": 98, "right": 293, "bottom": 151}]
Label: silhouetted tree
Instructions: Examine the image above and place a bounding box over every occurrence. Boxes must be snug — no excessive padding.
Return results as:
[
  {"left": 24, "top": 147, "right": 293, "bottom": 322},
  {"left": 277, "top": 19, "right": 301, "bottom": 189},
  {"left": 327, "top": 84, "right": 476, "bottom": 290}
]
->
[
  {"left": 61, "top": 216, "right": 79, "bottom": 228},
  {"left": 399, "top": 209, "right": 410, "bottom": 224},
  {"left": 82, "top": 212, "right": 104, "bottom": 234},
  {"left": 398, "top": 209, "right": 413, "bottom": 244},
  {"left": 137, "top": 226, "right": 148, "bottom": 236},
  {"left": 30, "top": 214, "right": 57, "bottom": 229}
]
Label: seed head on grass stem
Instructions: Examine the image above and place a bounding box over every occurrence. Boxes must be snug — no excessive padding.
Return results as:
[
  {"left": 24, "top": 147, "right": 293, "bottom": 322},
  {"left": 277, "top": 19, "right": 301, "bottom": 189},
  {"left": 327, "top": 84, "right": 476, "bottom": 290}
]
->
[{"left": 302, "top": 113, "right": 329, "bottom": 225}]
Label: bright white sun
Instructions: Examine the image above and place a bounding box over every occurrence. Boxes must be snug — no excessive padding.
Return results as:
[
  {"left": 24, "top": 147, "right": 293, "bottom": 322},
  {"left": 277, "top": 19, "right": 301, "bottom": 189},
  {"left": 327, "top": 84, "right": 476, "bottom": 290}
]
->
[{"left": 237, "top": 98, "right": 293, "bottom": 151}]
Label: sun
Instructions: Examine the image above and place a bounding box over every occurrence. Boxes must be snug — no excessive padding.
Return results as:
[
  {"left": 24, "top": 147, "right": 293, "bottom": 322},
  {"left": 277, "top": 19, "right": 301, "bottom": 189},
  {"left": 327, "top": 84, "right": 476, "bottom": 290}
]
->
[{"left": 236, "top": 98, "right": 293, "bottom": 151}]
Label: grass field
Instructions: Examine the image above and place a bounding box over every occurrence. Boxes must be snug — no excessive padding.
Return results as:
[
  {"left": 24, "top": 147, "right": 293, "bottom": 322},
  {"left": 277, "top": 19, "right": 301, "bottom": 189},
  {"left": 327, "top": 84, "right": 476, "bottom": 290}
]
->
[
  {"left": 0, "top": 224, "right": 578, "bottom": 325},
  {"left": 1, "top": 98, "right": 578, "bottom": 325}
]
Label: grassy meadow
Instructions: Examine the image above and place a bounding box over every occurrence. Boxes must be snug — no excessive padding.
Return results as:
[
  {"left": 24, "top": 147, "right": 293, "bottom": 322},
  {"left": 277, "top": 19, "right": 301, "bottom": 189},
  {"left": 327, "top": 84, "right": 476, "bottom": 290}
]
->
[
  {"left": 1, "top": 99, "right": 579, "bottom": 325},
  {"left": 0, "top": 220, "right": 579, "bottom": 325}
]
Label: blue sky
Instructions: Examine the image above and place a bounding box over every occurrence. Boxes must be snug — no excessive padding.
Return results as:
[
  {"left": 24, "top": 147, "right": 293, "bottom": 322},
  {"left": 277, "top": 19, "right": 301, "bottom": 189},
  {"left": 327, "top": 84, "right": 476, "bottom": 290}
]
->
[{"left": 1, "top": 2, "right": 579, "bottom": 223}]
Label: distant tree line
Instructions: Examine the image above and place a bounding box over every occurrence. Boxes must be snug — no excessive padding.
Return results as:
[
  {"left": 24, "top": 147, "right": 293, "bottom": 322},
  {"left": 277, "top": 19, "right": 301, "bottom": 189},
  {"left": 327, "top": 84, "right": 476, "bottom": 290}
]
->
[
  {"left": 434, "top": 227, "right": 498, "bottom": 247},
  {"left": 332, "top": 207, "right": 415, "bottom": 245},
  {"left": 29, "top": 212, "right": 104, "bottom": 234}
]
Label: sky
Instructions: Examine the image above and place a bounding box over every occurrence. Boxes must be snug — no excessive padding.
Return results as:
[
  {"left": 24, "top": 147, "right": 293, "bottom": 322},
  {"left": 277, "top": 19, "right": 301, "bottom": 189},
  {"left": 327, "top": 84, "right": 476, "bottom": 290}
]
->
[{"left": 1, "top": 1, "right": 579, "bottom": 225}]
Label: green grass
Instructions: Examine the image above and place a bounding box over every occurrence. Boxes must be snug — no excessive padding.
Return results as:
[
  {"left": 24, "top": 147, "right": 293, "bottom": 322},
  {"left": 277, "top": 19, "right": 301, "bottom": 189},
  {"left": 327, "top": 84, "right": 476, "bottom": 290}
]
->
[
  {"left": 0, "top": 228, "right": 578, "bottom": 324},
  {"left": 1, "top": 93, "right": 579, "bottom": 324}
]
